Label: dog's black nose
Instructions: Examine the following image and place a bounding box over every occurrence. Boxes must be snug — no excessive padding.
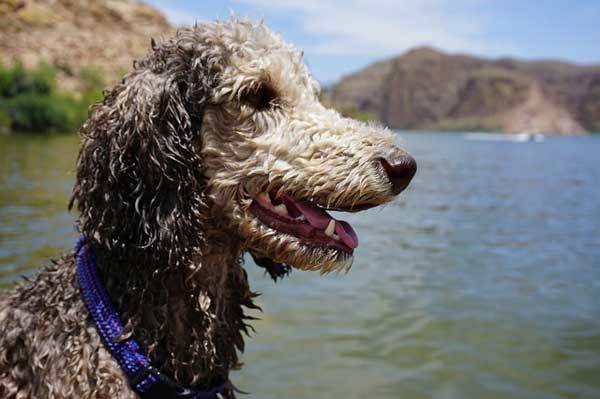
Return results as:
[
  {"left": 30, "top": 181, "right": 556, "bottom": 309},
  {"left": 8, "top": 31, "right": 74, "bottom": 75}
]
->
[{"left": 379, "top": 149, "right": 417, "bottom": 195}]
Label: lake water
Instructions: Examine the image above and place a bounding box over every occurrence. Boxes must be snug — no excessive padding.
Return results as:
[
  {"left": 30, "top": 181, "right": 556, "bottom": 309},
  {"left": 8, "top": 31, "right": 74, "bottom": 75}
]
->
[{"left": 1, "top": 132, "right": 599, "bottom": 399}]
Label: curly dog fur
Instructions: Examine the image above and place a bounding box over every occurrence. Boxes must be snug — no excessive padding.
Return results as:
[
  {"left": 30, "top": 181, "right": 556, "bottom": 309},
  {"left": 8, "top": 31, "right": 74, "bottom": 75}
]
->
[{"left": 0, "top": 19, "right": 415, "bottom": 398}]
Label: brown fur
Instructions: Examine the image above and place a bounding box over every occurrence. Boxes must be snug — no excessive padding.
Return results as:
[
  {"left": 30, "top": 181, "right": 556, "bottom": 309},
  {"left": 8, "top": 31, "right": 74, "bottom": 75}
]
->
[{"left": 0, "top": 19, "right": 413, "bottom": 398}]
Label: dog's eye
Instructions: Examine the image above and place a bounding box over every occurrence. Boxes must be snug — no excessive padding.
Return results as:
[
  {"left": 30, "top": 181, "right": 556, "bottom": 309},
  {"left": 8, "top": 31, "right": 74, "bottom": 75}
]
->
[{"left": 241, "top": 84, "right": 278, "bottom": 111}]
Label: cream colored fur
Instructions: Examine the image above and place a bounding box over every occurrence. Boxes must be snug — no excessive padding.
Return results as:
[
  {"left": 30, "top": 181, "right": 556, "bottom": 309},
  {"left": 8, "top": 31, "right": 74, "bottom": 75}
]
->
[{"left": 0, "top": 19, "right": 409, "bottom": 398}]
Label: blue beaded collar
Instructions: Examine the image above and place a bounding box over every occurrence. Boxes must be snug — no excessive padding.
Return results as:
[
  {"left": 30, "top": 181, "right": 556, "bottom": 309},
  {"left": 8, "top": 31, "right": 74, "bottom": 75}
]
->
[{"left": 76, "top": 237, "right": 227, "bottom": 399}]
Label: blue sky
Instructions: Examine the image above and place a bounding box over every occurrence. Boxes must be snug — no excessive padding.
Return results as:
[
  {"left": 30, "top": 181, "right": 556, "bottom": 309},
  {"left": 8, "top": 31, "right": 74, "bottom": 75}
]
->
[{"left": 145, "top": 0, "right": 600, "bottom": 85}]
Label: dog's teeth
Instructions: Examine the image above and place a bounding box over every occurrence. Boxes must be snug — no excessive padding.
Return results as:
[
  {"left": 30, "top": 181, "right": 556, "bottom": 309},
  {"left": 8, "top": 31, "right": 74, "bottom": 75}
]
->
[
  {"left": 273, "top": 204, "right": 289, "bottom": 217},
  {"left": 324, "top": 219, "right": 335, "bottom": 237},
  {"left": 333, "top": 234, "right": 340, "bottom": 240}
]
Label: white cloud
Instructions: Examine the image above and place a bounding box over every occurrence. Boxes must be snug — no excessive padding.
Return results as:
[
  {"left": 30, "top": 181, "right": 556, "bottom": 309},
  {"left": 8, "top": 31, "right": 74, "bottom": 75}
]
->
[
  {"left": 235, "top": 0, "right": 504, "bottom": 57},
  {"left": 146, "top": 0, "right": 520, "bottom": 82}
]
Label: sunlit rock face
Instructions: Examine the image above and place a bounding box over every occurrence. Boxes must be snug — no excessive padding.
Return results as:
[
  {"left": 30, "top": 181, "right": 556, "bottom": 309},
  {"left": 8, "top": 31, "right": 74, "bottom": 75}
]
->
[
  {"left": 329, "top": 46, "right": 600, "bottom": 134},
  {"left": 0, "top": 0, "right": 173, "bottom": 92}
]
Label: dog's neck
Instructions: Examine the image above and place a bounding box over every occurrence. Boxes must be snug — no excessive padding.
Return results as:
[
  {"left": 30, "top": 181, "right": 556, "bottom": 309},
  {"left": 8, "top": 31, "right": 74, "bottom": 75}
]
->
[{"left": 91, "top": 226, "right": 255, "bottom": 388}]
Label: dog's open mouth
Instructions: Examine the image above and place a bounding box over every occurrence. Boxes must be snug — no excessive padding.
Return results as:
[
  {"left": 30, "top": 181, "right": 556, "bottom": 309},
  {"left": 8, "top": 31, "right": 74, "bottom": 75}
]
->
[{"left": 249, "top": 189, "right": 371, "bottom": 254}]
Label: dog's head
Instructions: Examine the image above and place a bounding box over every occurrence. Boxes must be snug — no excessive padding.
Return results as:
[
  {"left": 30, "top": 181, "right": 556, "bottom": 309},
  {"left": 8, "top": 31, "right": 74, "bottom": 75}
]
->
[{"left": 72, "top": 20, "right": 416, "bottom": 274}]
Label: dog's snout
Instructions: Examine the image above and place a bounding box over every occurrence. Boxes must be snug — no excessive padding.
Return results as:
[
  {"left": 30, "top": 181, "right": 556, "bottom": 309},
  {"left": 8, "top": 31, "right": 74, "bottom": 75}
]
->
[{"left": 379, "top": 148, "right": 417, "bottom": 195}]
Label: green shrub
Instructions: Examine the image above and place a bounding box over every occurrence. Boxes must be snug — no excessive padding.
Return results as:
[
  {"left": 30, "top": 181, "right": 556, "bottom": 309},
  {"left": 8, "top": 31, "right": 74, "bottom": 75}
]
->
[
  {"left": 78, "top": 66, "right": 104, "bottom": 119},
  {"left": 0, "top": 64, "right": 103, "bottom": 134},
  {"left": 0, "top": 63, "right": 55, "bottom": 97},
  {"left": 79, "top": 66, "right": 103, "bottom": 94},
  {"left": 0, "top": 109, "right": 10, "bottom": 133},
  {"left": 0, "top": 64, "right": 28, "bottom": 97},
  {"left": 30, "top": 64, "right": 57, "bottom": 95},
  {"left": 3, "top": 94, "right": 75, "bottom": 133}
]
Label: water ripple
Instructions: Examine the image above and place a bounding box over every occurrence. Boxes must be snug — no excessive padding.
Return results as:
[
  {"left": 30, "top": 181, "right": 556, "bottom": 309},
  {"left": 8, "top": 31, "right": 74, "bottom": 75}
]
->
[{"left": 1, "top": 132, "right": 600, "bottom": 398}]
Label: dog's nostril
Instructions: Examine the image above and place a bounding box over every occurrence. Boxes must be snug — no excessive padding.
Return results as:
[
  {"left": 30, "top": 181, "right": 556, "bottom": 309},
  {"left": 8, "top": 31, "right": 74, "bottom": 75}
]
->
[{"left": 379, "top": 151, "right": 417, "bottom": 195}]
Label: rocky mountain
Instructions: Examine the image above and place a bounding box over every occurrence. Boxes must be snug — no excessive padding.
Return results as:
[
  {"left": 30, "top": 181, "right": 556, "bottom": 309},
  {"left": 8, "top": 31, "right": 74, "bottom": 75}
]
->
[
  {"left": 329, "top": 47, "right": 600, "bottom": 134},
  {"left": 0, "top": 0, "right": 172, "bottom": 91},
  {"left": 2, "top": 2, "right": 598, "bottom": 134}
]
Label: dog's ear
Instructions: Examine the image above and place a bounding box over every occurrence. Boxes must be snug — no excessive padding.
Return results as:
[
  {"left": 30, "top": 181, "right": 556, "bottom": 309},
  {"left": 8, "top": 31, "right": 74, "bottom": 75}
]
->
[{"left": 70, "top": 42, "right": 214, "bottom": 267}]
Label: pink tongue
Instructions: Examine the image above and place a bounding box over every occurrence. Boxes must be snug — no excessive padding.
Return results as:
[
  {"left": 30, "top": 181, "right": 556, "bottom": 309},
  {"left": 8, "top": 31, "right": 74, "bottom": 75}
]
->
[
  {"left": 335, "top": 220, "right": 359, "bottom": 249},
  {"left": 291, "top": 196, "right": 332, "bottom": 229},
  {"left": 286, "top": 195, "right": 359, "bottom": 249}
]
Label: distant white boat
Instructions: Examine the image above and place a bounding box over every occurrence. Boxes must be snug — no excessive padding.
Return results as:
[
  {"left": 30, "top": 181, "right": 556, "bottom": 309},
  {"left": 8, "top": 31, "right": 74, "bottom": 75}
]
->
[{"left": 464, "top": 132, "right": 545, "bottom": 142}]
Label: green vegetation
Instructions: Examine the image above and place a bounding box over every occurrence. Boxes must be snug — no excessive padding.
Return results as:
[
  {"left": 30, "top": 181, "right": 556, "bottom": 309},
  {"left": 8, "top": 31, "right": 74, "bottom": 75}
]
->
[
  {"left": 434, "top": 123, "right": 500, "bottom": 133},
  {"left": 319, "top": 93, "right": 379, "bottom": 123},
  {"left": 337, "top": 106, "right": 378, "bottom": 123},
  {"left": 0, "top": 64, "right": 103, "bottom": 134},
  {"left": 431, "top": 117, "right": 502, "bottom": 133}
]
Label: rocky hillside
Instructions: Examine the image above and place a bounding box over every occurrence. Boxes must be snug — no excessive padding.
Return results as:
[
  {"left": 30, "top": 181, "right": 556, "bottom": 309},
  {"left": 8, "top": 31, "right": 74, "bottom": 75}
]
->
[
  {"left": 0, "top": 0, "right": 172, "bottom": 92},
  {"left": 329, "top": 47, "right": 600, "bottom": 134},
  {"left": 2, "top": 2, "right": 598, "bottom": 135}
]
